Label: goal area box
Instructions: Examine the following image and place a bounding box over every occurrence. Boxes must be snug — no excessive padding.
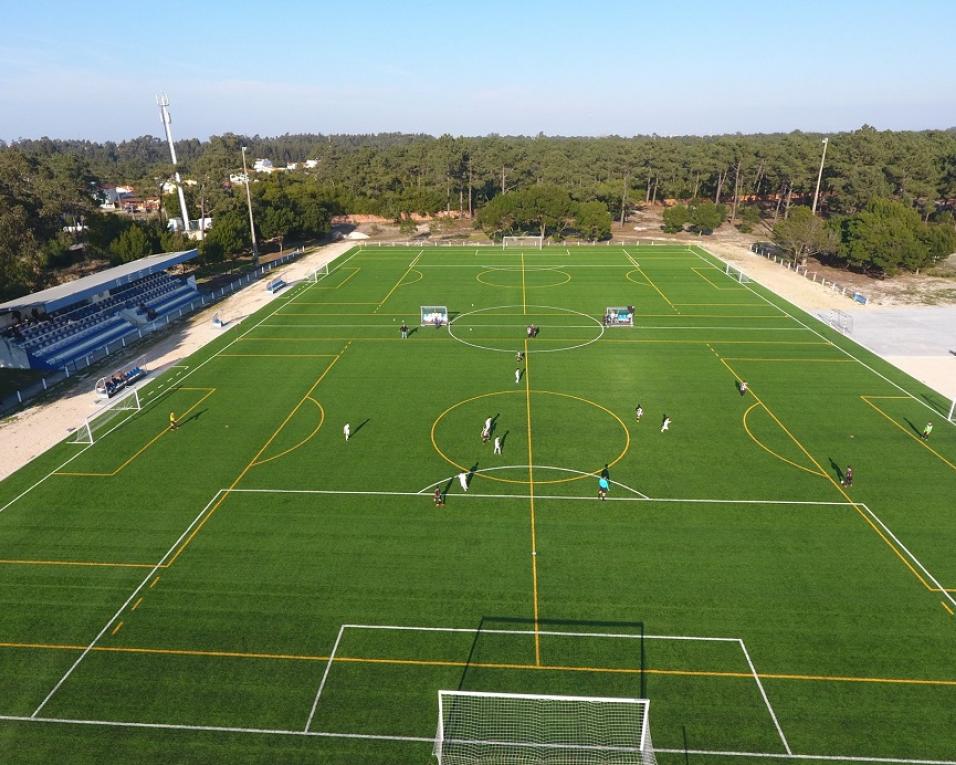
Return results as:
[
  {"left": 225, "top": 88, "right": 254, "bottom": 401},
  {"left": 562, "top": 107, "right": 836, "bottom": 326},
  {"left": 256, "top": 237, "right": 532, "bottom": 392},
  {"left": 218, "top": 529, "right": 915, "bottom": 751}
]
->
[
  {"left": 435, "top": 690, "right": 657, "bottom": 765},
  {"left": 502, "top": 235, "right": 544, "bottom": 249},
  {"left": 421, "top": 306, "right": 449, "bottom": 326},
  {"left": 604, "top": 307, "right": 635, "bottom": 327}
]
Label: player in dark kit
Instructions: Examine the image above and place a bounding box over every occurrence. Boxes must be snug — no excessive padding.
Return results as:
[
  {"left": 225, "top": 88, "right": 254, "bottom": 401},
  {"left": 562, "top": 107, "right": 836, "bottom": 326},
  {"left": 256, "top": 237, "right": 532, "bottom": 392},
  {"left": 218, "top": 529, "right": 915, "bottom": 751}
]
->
[{"left": 842, "top": 465, "right": 854, "bottom": 487}]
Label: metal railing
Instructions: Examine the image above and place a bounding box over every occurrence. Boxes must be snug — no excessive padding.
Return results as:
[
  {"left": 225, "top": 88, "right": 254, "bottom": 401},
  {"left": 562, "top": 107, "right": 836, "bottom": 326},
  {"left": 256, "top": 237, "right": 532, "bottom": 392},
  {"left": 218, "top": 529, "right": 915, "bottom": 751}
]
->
[{"left": 750, "top": 243, "right": 868, "bottom": 305}]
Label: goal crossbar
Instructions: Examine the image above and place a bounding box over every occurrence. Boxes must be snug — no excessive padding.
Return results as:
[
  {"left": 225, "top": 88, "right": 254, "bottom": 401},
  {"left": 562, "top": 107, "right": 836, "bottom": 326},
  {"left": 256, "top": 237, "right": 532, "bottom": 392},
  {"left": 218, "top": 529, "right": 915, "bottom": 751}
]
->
[{"left": 502, "top": 235, "right": 544, "bottom": 249}]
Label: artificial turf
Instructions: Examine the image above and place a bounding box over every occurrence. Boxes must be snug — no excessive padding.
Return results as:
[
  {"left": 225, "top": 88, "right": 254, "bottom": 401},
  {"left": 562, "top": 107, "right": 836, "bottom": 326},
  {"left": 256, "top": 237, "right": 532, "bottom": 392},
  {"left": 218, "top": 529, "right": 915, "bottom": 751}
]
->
[{"left": 0, "top": 244, "right": 954, "bottom": 764}]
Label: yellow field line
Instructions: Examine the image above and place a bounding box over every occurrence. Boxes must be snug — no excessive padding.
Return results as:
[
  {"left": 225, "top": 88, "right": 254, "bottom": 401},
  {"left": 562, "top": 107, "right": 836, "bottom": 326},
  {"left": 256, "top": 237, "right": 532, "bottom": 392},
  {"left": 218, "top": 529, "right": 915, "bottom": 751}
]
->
[
  {"left": 375, "top": 251, "right": 422, "bottom": 311},
  {"left": 219, "top": 354, "right": 336, "bottom": 358},
  {"left": 165, "top": 355, "right": 343, "bottom": 567},
  {"left": 635, "top": 268, "right": 678, "bottom": 311},
  {"left": 110, "top": 621, "right": 124, "bottom": 636},
  {"left": 720, "top": 357, "right": 935, "bottom": 593},
  {"left": 674, "top": 303, "right": 767, "bottom": 307},
  {"left": 0, "top": 558, "right": 154, "bottom": 569},
  {"left": 131, "top": 597, "right": 144, "bottom": 611},
  {"left": 309, "top": 266, "right": 360, "bottom": 290},
  {"left": 55, "top": 388, "right": 215, "bottom": 478},
  {"left": 3, "top": 639, "right": 956, "bottom": 686},
  {"left": 633, "top": 313, "right": 784, "bottom": 318},
  {"left": 942, "top": 601, "right": 955, "bottom": 616},
  {"left": 741, "top": 403, "right": 825, "bottom": 477},
  {"left": 860, "top": 396, "right": 956, "bottom": 473},
  {"left": 252, "top": 398, "right": 325, "bottom": 466},
  {"left": 149, "top": 576, "right": 160, "bottom": 588},
  {"left": 523, "top": 339, "right": 540, "bottom": 666}
]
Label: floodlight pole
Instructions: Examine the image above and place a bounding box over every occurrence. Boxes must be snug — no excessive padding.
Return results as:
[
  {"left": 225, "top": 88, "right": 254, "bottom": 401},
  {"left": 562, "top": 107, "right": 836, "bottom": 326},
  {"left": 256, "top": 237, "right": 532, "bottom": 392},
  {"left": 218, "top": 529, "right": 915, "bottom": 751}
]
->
[
  {"left": 241, "top": 146, "right": 259, "bottom": 264},
  {"left": 948, "top": 397, "right": 955, "bottom": 422},
  {"left": 811, "top": 137, "right": 829, "bottom": 216},
  {"left": 156, "top": 95, "right": 192, "bottom": 234}
]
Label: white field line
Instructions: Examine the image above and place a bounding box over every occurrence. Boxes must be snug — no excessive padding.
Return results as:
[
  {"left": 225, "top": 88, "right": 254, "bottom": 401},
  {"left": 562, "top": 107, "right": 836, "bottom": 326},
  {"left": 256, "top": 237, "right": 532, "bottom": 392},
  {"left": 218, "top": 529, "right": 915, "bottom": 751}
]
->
[
  {"left": 622, "top": 248, "right": 641, "bottom": 269},
  {"left": 0, "top": 250, "right": 361, "bottom": 516},
  {"left": 859, "top": 503, "right": 956, "bottom": 609},
  {"left": 252, "top": 324, "right": 815, "bottom": 332},
  {"left": 0, "top": 714, "right": 432, "bottom": 744},
  {"left": 738, "top": 639, "right": 791, "bottom": 755},
  {"left": 654, "top": 749, "right": 956, "bottom": 765},
  {"left": 31, "top": 490, "right": 225, "bottom": 717},
  {"left": 415, "top": 465, "right": 648, "bottom": 498},
  {"left": 0, "top": 715, "right": 949, "bottom": 764},
  {"left": 225, "top": 486, "right": 854, "bottom": 507},
  {"left": 304, "top": 624, "right": 345, "bottom": 732},
  {"left": 342, "top": 623, "right": 739, "bottom": 643},
  {"left": 689, "top": 246, "right": 954, "bottom": 426}
]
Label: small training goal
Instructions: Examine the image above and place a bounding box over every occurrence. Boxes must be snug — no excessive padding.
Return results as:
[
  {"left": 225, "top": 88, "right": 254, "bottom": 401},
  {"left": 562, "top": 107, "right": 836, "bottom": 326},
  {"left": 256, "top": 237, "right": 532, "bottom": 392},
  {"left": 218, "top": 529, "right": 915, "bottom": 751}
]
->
[
  {"left": 421, "top": 305, "right": 449, "bottom": 326},
  {"left": 434, "top": 690, "right": 658, "bottom": 765},
  {"left": 825, "top": 309, "right": 854, "bottom": 336},
  {"left": 724, "top": 264, "right": 751, "bottom": 283},
  {"left": 307, "top": 263, "right": 330, "bottom": 283},
  {"left": 70, "top": 388, "right": 142, "bottom": 444},
  {"left": 502, "top": 235, "right": 544, "bottom": 250},
  {"left": 604, "top": 306, "right": 635, "bottom": 327}
]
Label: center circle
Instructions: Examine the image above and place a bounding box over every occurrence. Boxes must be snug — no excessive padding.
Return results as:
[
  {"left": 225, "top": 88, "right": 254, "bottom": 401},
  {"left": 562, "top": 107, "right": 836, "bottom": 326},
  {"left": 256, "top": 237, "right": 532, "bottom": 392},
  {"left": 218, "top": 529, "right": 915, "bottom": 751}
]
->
[
  {"left": 448, "top": 304, "right": 605, "bottom": 354},
  {"left": 431, "top": 389, "right": 630, "bottom": 484},
  {"left": 477, "top": 268, "right": 571, "bottom": 289}
]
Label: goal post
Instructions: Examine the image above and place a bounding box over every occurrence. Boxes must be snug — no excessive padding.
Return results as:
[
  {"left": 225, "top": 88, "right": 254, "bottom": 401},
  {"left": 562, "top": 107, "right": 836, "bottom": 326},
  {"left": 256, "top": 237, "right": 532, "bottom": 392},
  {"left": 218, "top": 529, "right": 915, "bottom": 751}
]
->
[
  {"left": 421, "top": 305, "right": 449, "bottom": 326},
  {"left": 604, "top": 306, "right": 635, "bottom": 327},
  {"left": 434, "top": 690, "right": 657, "bottom": 765},
  {"left": 724, "top": 263, "right": 751, "bottom": 283},
  {"left": 69, "top": 388, "right": 142, "bottom": 445},
  {"left": 502, "top": 235, "right": 544, "bottom": 249},
  {"left": 308, "top": 263, "right": 330, "bottom": 283}
]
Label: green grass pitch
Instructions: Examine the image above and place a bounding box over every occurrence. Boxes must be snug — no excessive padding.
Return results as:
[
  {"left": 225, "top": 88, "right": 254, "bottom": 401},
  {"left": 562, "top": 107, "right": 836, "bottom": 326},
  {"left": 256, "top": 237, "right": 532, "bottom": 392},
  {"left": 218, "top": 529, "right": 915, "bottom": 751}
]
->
[{"left": 0, "top": 243, "right": 954, "bottom": 764}]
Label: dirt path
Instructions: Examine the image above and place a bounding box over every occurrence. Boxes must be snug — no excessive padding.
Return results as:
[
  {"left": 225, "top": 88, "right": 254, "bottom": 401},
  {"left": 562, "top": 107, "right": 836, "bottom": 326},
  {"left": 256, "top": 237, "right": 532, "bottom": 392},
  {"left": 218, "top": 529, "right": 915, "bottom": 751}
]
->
[{"left": 0, "top": 242, "right": 353, "bottom": 482}]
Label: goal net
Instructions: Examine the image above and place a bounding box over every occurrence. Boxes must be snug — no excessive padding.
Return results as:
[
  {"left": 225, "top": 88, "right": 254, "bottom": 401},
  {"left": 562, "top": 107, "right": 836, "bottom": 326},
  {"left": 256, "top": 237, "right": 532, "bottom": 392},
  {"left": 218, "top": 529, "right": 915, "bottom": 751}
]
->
[
  {"left": 434, "top": 690, "right": 657, "bottom": 765},
  {"left": 825, "top": 309, "right": 854, "bottom": 335},
  {"left": 69, "top": 388, "right": 142, "bottom": 445},
  {"left": 421, "top": 305, "right": 449, "bottom": 326},
  {"left": 604, "top": 306, "right": 635, "bottom": 327},
  {"left": 94, "top": 355, "right": 147, "bottom": 399},
  {"left": 724, "top": 264, "right": 751, "bottom": 283},
  {"left": 502, "top": 235, "right": 544, "bottom": 249},
  {"left": 308, "top": 263, "right": 330, "bottom": 283}
]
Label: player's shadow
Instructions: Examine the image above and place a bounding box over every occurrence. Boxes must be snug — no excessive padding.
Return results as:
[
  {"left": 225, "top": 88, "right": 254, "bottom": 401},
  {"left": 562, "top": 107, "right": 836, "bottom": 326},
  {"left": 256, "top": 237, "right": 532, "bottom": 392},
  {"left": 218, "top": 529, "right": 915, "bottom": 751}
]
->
[
  {"left": 903, "top": 417, "right": 922, "bottom": 437},
  {"left": 498, "top": 430, "right": 509, "bottom": 449},
  {"left": 181, "top": 409, "right": 207, "bottom": 426},
  {"left": 828, "top": 458, "right": 844, "bottom": 483},
  {"left": 352, "top": 418, "right": 370, "bottom": 436},
  {"left": 406, "top": 326, "right": 419, "bottom": 337},
  {"left": 490, "top": 413, "right": 500, "bottom": 434},
  {"left": 466, "top": 461, "right": 480, "bottom": 487},
  {"left": 733, "top": 379, "right": 742, "bottom": 393}
]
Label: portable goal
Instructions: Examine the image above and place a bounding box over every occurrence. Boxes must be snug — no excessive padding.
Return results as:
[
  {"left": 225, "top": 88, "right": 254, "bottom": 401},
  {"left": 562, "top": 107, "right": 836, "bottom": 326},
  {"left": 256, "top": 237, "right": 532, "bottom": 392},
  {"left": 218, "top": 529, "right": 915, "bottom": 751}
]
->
[
  {"left": 724, "top": 264, "right": 751, "bottom": 283},
  {"left": 604, "top": 306, "right": 635, "bottom": 327},
  {"left": 502, "top": 235, "right": 544, "bottom": 249},
  {"left": 308, "top": 263, "right": 330, "bottom": 282},
  {"left": 434, "top": 690, "right": 657, "bottom": 765},
  {"left": 69, "top": 388, "right": 142, "bottom": 444},
  {"left": 421, "top": 305, "right": 449, "bottom": 326},
  {"left": 212, "top": 311, "right": 226, "bottom": 328}
]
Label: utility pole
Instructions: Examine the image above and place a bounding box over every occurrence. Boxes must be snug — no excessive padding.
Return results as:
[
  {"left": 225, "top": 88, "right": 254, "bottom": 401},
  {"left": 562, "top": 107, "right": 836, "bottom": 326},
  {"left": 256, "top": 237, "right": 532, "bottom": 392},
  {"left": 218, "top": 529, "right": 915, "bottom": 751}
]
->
[
  {"left": 156, "top": 95, "right": 192, "bottom": 235},
  {"left": 241, "top": 146, "right": 259, "bottom": 264},
  {"left": 811, "top": 137, "right": 829, "bottom": 215}
]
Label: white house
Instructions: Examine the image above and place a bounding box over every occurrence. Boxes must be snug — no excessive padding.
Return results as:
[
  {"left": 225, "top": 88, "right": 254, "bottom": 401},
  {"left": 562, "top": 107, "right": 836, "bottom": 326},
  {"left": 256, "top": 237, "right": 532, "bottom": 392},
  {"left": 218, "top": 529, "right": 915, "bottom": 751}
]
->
[
  {"left": 253, "top": 158, "right": 274, "bottom": 173},
  {"left": 229, "top": 172, "right": 250, "bottom": 185},
  {"left": 304, "top": 159, "right": 319, "bottom": 169},
  {"left": 286, "top": 162, "right": 298, "bottom": 171}
]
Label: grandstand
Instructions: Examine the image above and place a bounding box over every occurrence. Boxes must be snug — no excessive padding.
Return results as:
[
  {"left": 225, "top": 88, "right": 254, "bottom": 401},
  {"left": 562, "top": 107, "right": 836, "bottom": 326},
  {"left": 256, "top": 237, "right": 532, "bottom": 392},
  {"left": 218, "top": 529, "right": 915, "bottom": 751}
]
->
[{"left": 0, "top": 250, "right": 200, "bottom": 371}]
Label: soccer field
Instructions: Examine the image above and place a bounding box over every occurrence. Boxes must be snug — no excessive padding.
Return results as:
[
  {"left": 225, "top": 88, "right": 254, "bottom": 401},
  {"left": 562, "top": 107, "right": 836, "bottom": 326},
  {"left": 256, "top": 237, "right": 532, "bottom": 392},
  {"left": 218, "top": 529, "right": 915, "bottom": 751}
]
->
[{"left": 0, "top": 243, "right": 954, "bottom": 764}]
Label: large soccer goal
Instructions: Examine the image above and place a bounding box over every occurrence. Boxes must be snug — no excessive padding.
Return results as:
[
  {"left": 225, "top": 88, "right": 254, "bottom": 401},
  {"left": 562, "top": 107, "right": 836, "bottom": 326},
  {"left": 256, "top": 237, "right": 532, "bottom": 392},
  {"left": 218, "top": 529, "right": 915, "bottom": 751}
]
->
[
  {"left": 502, "top": 235, "right": 544, "bottom": 249},
  {"left": 434, "top": 690, "right": 657, "bottom": 765},
  {"left": 724, "top": 264, "right": 751, "bottom": 283},
  {"left": 421, "top": 305, "right": 449, "bottom": 326},
  {"left": 604, "top": 306, "right": 635, "bottom": 327},
  {"left": 69, "top": 388, "right": 142, "bottom": 445},
  {"left": 307, "top": 263, "right": 330, "bottom": 282}
]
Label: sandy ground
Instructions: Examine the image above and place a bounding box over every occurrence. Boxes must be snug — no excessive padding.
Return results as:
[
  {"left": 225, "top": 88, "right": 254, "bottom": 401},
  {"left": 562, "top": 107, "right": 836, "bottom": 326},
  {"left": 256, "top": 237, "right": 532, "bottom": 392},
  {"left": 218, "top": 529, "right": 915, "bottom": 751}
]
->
[{"left": 0, "top": 241, "right": 353, "bottom": 482}]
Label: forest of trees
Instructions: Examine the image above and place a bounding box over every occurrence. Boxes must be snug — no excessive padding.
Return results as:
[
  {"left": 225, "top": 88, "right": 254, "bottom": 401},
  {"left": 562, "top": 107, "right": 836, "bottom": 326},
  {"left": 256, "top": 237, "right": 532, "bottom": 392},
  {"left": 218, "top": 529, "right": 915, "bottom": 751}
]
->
[{"left": 2, "top": 126, "right": 956, "bottom": 300}]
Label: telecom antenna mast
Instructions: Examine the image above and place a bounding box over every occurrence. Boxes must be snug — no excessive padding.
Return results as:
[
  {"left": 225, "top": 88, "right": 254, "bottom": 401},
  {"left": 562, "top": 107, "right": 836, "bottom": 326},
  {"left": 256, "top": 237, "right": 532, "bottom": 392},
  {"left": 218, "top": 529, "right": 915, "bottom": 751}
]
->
[{"left": 156, "top": 94, "right": 193, "bottom": 235}]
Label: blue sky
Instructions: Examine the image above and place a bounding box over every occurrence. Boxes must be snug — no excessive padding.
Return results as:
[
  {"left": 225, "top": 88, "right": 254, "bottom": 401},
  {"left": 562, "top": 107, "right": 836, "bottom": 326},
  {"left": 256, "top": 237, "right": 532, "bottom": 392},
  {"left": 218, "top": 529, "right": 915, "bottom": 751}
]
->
[{"left": 1, "top": 0, "right": 954, "bottom": 141}]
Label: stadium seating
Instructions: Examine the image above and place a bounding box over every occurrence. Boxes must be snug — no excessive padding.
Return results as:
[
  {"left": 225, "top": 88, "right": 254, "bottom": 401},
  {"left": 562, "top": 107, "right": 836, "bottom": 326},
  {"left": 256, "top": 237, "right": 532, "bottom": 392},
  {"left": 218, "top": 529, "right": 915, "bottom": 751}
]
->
[{"left": 9, "top": 272, "right": 200, "bottom": 369}]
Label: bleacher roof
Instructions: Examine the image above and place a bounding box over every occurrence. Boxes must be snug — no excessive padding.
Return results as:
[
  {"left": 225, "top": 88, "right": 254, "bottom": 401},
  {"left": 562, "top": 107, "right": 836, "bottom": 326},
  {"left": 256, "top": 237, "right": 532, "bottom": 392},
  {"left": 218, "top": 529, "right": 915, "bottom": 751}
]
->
[{"left": 0, "top": 250, "right": 198, "bottom": 314}]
